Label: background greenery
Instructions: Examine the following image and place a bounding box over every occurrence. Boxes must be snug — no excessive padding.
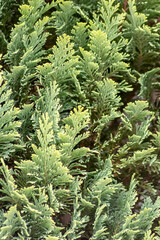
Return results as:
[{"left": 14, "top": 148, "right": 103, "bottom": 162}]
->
[{"left": 0, "top": 0, "right": 160, "bottom": 239}]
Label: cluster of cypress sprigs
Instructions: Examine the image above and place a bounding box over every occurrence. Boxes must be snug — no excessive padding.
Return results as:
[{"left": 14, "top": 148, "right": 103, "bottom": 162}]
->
[{"left": 0, "top": 0, "right": 160, "bottom": 239}]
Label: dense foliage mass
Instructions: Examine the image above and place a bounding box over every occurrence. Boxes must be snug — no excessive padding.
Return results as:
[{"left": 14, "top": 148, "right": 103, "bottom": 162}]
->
[{"left": 0, "top": 0, "right": 160, "bottom": 239}]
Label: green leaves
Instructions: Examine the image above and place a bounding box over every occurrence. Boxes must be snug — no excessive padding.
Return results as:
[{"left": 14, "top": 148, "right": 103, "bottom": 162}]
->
[
  {"left": 88, "top": 29, "right": 128, "bottom": 78},
  {"left": 59, "top": 106, "right": 90, "bottom": 174},
  {"left": 71, "top": 22, "right": 89, "bottom": 50},
  {"left": 4, "top": 0, "right": 57, "bottom": 105},
  {"left": 37, "top": 34, "right": 81, "bottom": 111},
  {"left": 92, "top": 78, "right": 121, "bottom": 117},
  {"left": 18, "top": 113, "right": 73, "bottom": 188},
  {"left": 123, "top": 101, "right": 153, "bottom": 122},
  {"left": 127, "top": 0, "right": 147, "bottom": 29},
  {"left": 124, "top": 0, "right": 160, "bottom": 72},
  {"left": 91, "top": 0, "right": 125, "bottom": 41},
  {"left": 0, "top": 205, "right": 29, "bottom": 239},
  {"left": 1, "top": 0, "right": 160, "bottom": 239},
  {"left": 0, "top": 72, "right": 22, "bottom": 158},
  {"left": 138, "top": 68, "right": 160, "bottom": 105},
  {"left": 115, "top": 101, "right": 158, "bottom": 171},
  {"left": 53, "top": 1, "right": 77, "bottom": 35},
  {"left": 32, "top": 81, "right": 60, "bottom": 142}
]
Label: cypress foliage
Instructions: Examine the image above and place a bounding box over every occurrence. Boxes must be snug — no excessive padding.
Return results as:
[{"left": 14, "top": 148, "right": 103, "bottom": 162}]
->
[{"left": 1, "top": 0, "right": 160, "bottom": 239}]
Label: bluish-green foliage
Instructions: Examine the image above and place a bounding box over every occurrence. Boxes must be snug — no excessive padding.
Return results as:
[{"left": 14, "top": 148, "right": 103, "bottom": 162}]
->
[{"left": 0, "top": 0, "right": 160, "bottom": 239}]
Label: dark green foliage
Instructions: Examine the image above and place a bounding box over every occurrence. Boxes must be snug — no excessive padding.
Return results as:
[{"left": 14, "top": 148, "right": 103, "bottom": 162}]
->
[
  {"left": 0, "top": 0, "right": 27, "bottom": 54},
  {"left": 123, "top": 0, "right": 160, "bottom": 72},
  {"left": 1, "top": 0, "right": 160, "bottom": 239}
]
